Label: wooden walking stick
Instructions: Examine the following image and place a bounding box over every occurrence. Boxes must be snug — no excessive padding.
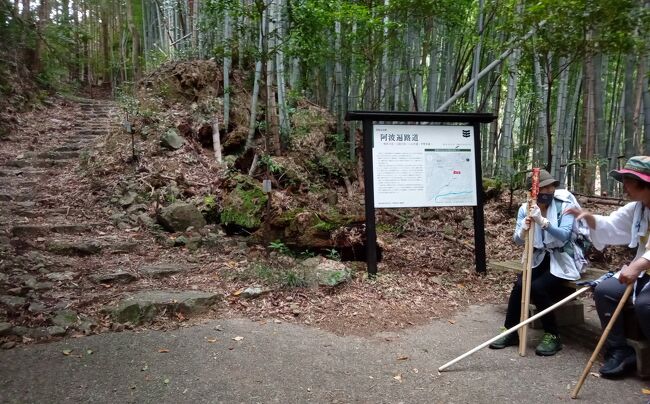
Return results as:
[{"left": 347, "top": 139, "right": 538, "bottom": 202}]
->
[
  {"left": 571, "top": 283, "right": 634, "bottom": 399},
  {"left": 438, "top": 287, "right": 590, "bottom": 372},
  {"left": 519, "top": 168, "right": 540, "bottom": 356}
]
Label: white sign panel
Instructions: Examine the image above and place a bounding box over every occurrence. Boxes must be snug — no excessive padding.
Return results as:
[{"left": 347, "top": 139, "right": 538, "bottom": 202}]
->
[{"left": 372, "top": 124, "right": 477, "bottom": 208}]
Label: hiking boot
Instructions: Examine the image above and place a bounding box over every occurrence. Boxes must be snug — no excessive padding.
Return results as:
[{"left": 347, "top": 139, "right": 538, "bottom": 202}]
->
[
  {"left": 599, "top": 347, "right": 636, "bottom": 378},
  {"left": 535, "top": 333, "right": 562, "bottom": 356},
  {"left": 489, "top": 327, "right": 519, "bottom": 349}
]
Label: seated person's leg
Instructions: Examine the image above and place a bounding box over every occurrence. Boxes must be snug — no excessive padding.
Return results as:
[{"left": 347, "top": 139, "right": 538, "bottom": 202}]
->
[{"left": 594, "top": 276, "right": 636, "bottom": 377}]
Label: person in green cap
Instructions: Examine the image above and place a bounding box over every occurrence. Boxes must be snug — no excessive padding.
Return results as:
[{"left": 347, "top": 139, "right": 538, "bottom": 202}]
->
[
  {"left": 566, "top": 155, "right": 650, "bottom": 377},
  {"left": 489, "top": 169, "right": 583, "bottom": 356}
]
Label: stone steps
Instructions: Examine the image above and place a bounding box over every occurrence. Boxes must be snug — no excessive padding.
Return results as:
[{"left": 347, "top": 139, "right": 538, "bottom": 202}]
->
[{"left": 10, "top": 223, "right": 102, "bottom": 238}]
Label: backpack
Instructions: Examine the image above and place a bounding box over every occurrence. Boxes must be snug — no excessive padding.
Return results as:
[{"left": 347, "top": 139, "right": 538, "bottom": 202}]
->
[{"left": 554, "top": 198, "right": 591, "bottom": 270}]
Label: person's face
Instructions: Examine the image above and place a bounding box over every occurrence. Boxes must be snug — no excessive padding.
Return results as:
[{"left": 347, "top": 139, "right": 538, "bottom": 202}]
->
[
  {"left": 622, "top": 177, "right": 649, "bottom": 201},
  {"left": 537, "top": 184, "right": 556, "bottom": 206}
]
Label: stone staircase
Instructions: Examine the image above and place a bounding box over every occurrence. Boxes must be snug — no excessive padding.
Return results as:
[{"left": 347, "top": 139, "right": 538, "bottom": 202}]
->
[{"left": 0, "top": 98, "right": 222, "bottom": 346}]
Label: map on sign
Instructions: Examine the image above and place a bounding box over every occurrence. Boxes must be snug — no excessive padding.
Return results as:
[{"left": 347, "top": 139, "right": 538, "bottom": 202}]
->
[
  {"left": 373, "top": 124, "right": 477, "bottom": 208},
  {"left": 424, "top": 147, "right": 474, "bottom": 204}
]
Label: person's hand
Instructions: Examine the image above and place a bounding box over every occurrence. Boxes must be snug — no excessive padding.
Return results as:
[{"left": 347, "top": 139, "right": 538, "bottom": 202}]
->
[
  {"left": 619, "top": 264, "right": 645, "bottom": 285},
  {"left": 530, "top": 205, "right": 549, "bottom": 228},
  {"left": 564, "top": 207, "right": 596, "bottom": 229}
]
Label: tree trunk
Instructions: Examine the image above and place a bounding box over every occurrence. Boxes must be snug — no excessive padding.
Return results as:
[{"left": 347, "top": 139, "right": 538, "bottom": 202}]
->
[
  {"left": 223, "top": 6, "right": 232, "bottom": 132},
  {"left": 623, "top": 54, "right": 636, "bottom": 158}
]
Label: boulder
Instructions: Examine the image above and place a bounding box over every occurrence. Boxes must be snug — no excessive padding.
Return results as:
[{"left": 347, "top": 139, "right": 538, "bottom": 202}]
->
[
  {"left": 293, "top": 257, "right": 352, "bottom": 287},
  {"left": 139, "top": 264, "right": 184, "bottom": 278},
  {"left": 158, "top": 202, "right": 206, "bottom": 232},
  {"left": 89, "top": 272, "right": 137, "bottom": 284},
  {"left": 110, "top": 290, "right": 221, "bottom": 324},
  {"left": 160, "top": 128, "right": 185, "bottom": 150}
]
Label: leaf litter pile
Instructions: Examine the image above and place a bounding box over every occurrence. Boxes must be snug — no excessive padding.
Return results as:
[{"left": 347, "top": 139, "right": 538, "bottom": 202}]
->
[{"left": 0, "top": 61, "right": 635, "bottom": 347}]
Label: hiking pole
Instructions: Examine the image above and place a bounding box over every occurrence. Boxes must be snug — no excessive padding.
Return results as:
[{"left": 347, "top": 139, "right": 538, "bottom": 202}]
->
[
  {"left": 571, "top": 283, "right": 633, "bottom": 399},
  {"left": 438, "top": 286, "right": 590, "bottom": 372},
  {"left": 520, "top": 168, "right": 540, "bottom": 357}
]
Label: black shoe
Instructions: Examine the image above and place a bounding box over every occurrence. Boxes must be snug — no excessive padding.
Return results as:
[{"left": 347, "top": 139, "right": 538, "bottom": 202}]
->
[
  {"left": 489, "top": 327, "right": 519, "bottom": 349},
  {"left": 599, "top": 347, "right": 636, "bottom": 378}
]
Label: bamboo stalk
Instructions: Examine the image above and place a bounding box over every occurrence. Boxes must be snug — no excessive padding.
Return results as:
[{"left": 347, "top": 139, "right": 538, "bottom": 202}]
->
[
  {"left": 438, "top": 287, "right": 590, "bottom": 372},
  {"left": 571, "top": 283, "right": 633, "bottom": 399},
  {"left": 519, "top": 222, "right": 535, "bottom": 356}
]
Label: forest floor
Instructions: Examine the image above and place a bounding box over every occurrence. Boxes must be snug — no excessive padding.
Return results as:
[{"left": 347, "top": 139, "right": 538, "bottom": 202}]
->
[{"left": 0, "top": 92, "right": 635, "bottom": 350}]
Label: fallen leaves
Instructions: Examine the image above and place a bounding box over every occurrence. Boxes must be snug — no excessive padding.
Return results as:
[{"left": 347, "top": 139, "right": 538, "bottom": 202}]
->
[{"left": 158, "top": 348, "right": 170, "bottom": 353}]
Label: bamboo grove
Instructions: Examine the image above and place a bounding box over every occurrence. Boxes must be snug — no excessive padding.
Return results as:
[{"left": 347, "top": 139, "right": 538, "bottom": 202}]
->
[{"left": 2, "top": 0, "right": 649, "bottom": 195}]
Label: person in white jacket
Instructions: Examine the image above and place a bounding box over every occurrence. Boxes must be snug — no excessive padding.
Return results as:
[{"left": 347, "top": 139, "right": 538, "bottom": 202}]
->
[
  {"left": 567, "top": 155, "right": 650, "bottom": 378},
  {"left": 489, "top": 169, "right": 580, "bottom": 356}
]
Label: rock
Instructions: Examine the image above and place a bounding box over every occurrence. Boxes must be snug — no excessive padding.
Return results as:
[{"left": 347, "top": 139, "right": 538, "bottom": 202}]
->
[
  {"left": 0, "top": 322, "right": 12, "bottom": 336},
  {"left": 33, "top": 282, "right": 53, "bottom": 291},
  {"left": 0, "top": 295, "right": 26, "bottom": 309},
  {"left": 11, "top": 326, "right": 48, "bottom": 338},
  {"left": 7, "top": 287, "right": 30, "bottom": 296},
  {"left": 1, "top": 341, "right": 16, "bottom": 349},
  {"left": 45, "top": 271, "right": 76, "bottom": 282},
  {"left": 137, "top": 212, "right": 156, "bottom": 228},
  {"left": 110, "top": 212, "right": 127, "bottom": 225},
  {"left": 51, "top": 310, "right": 79, "bottom": 328},
  {"left": 46, "top": 240, "right": 102, "bottom": 256},
  {"left": 160, "top": 128, "right": 185, "bottom": 150},
  {"left": 157, "top": 202, "right": 206, "bottom": 232},
  {"left": 293, "top": 257, "right": 352, "bottom": 287},
  {"left": 77, "top": 319, "right": 97, "bottom": 333},
  {"left": 139, "top": 264, "right": 184, "bottom": 278},
  {"left": 90, "top": 272, "right": 137, "bottom": 284},
  {"left": 173, "top": 235, "right": 189, "bottom": 246},
  {"left": 119, "top": 191, "right": 138, "bottom": 207},
  {"left": 241, "top": 287, "right": 265, "bottom": 299},
  {"left": 46, "top": 326, "right": 66, "bottom": 336},
  {"left": 11, "top": 225, "right": 50, "bottom": 238},
  {"left": 110, "top": 290, "right": 221, "bottom": 324},
  {"left": 127, "top": 203, "right": 148, "bottom": 213},
  {"left": 28, "top": 302, "right": 47, "bottom": 313},
  {"left": 0, "top": 193, "right": 12, "bottom": 201}
]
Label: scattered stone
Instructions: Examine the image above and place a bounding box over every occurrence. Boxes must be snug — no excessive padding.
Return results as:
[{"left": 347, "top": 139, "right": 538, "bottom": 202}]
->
[
  {"left": 160, "top": 128, "right": 185, "bottom": 150},
  {"left": 139, "top": 264, "right": 184, "bottom": 278},
  {"left": 0, "top": 295, "right": 26, "bottom": 309},
  {"left": 52, "top": 310, "right": 79, "bottom": 328},
  {"left": 293, "top": 257, "right": 352, "bottom": 287},
  {"left": 119, "top": 191, "right": 138, "bottom": 207},
  {"left": 46, "top": 326, "right": 67, "bottom": 337},
  {"left": 11, "top": 225, "right": 50, "bottom": 238},
  {"left": 45, "top": 272, "right": 76, "bottom": 282},
  {"left": 90, "top": 271, "right": 137, "bottom": 284},
  {"left": 33, "top": 282, "right": 53, "bottom": 291},
  {"left": 157, "top": 202, "right": 206, "bottom": 232},
  {"left": 110, "top": 290, "right": 221, "bottom": 324},
  {"left": 1, "top": 341, "right": 16, "bottom": 349},
  {"left": 11, "top": 326, "right": 48, "bottom": 338},
  {"left": 0, "top": 322, "right": 12, "bottom": 336},
  {"left": 241, "top": 287, "right": 266, "bottom": 299},
  {"left": 127, "top": 203, "right": 148, "bottom": 213},
  {"left": 0, "top": 193, "right": 12, "bottom": 201},
  {"left": 108, "top": 241, "right": 139, "bottom": 253},
  {"left": 78, "top": 319, "right": 97, "bottom": 333},
  {"left": 137, "top": 212, "right": 156, "bottom": 228},
  {"left": 28, "top": 302, "right": 47, "bottom": 313},
  {"left": 51, "top": 224, "right": 92, "bottom": 234},
  {"left": 173, "top": 235, "right": 189, "bottom": 247},
  {"left": 46, "top": 240, "right": 102, "bottom": 256},
  {"left": 7, "top": 287, "right": 30, "bottom": 297}
]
